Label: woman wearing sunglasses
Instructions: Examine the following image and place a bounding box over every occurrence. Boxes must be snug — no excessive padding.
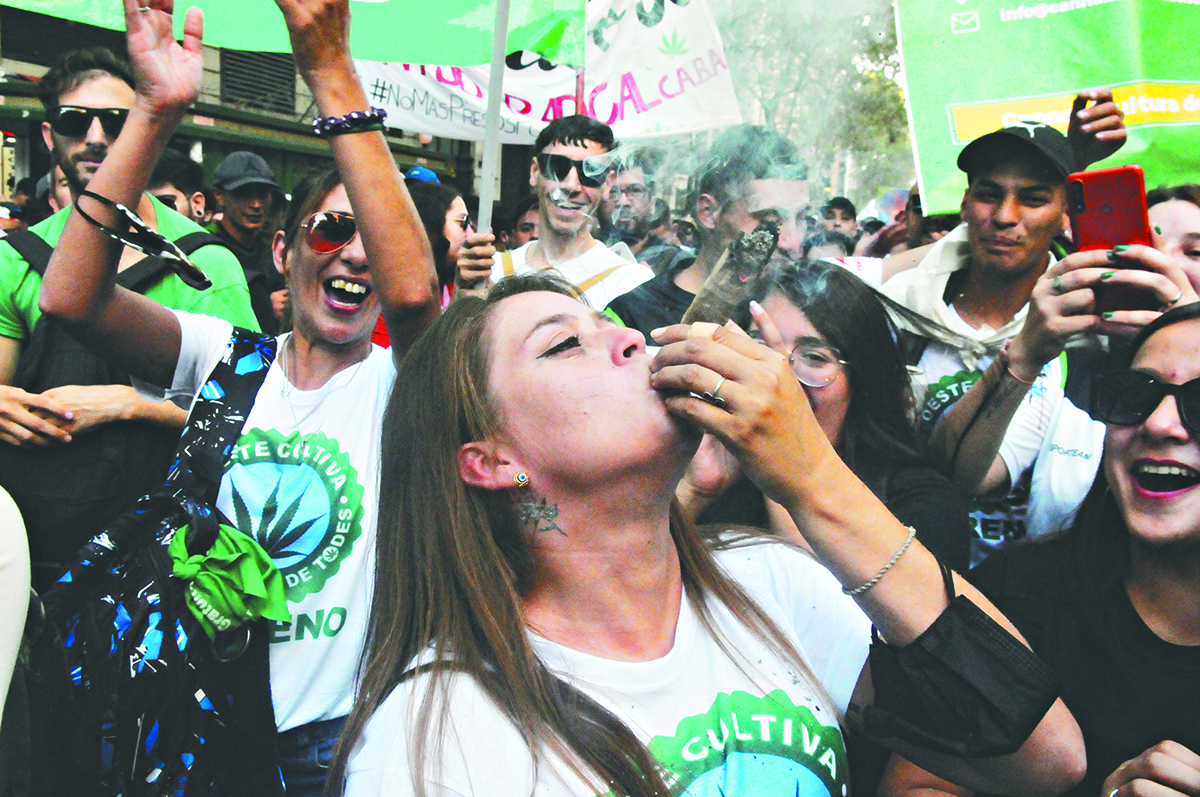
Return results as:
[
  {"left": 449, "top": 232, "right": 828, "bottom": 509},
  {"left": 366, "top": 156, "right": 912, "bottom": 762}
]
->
[
  {"left": 883, "top": 301, "right": 1200, "bottom": 797},
  {"left": 37, "top": 0, "right": 439, "bottom": 794},
  {"left": 406, "top": 179, "right": 471, "bottom": 293}
]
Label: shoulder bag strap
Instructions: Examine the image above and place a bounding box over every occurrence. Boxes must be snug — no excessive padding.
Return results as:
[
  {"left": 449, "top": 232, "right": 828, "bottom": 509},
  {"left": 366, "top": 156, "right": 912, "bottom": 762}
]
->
[
  {"left": 0, "top": 229, "right": 54, "bottom": 276},
  {"left": 576, "top": 265, "right": 622, "bottom": 294},
  {"left": 164, "top": 328, "right": 277, "bottom": 505}
]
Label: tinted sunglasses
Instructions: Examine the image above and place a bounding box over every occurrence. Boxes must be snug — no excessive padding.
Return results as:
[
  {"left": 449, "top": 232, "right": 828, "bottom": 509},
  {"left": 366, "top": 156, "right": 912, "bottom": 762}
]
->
[
  {"left": 448, "top": 212, "right": 473, "bottom": 231},
  {"left": 50, "top": 106, "right": 128, "bottom": 139},
  {"left": 303, "top": 211, "right": 357, "bottom": 254},
  {"left": 536, "top": 153, "right": 613, "bottom": 188},
  {"left": 1096, "top": 370, "right": 1200, "bottom": 433}
]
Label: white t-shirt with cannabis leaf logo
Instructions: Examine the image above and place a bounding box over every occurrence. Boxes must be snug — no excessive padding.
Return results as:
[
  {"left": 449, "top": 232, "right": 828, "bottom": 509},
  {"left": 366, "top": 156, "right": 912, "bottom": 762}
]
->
[{"left": 150, "top": 310, "right": 395, "bottom": 731}]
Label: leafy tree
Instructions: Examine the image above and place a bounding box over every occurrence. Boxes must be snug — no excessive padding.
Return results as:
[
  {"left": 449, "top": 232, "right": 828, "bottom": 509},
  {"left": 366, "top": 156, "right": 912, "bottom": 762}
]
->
[{"left": 710, "top": 0, "right": 915, "bottom": 208}]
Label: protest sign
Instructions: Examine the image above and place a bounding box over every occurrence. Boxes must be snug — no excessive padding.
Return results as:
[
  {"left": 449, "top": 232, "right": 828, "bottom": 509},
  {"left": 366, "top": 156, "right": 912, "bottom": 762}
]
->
[
  {"left": 355, "top": 0, "right": 742, "bottom": 143},
  {"left": 897, "top": 0, "right": 1200, "bottom": 213},
  {"left": 0, "top": 0, "right": 585, "bottom": 66}
]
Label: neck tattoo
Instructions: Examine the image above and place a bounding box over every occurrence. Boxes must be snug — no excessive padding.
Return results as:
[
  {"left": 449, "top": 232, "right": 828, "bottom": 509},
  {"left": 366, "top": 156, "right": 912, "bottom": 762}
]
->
[{"left": 518, "top": 497, "right": 565, "bottom": 536}]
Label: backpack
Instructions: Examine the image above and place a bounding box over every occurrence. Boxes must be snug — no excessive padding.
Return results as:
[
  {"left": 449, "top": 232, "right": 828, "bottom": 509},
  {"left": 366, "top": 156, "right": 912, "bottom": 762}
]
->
[
  {"left": 0, "top": 229, "right": 228, "bottom": 588},
  {"left": 26, "top": 327, "right": 284, "bottom": 797}
]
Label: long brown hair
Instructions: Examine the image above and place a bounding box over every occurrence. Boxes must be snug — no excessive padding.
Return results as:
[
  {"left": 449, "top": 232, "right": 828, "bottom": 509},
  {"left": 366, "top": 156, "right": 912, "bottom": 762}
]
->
[{"left": 329, "top": 272, "right": 837, "bottom": 795}]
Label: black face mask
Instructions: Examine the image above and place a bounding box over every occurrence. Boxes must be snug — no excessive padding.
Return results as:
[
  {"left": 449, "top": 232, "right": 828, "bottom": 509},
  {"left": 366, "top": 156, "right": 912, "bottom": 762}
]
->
[{"left": 861, "top": 559, "right": 1060, "bottom": 761}]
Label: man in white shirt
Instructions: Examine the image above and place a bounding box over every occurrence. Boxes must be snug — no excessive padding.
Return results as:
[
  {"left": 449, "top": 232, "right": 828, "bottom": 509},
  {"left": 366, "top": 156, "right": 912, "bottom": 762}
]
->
[
  {"left": 882, "top": 91, "right": 1126, "bottom": 558},
  {"left": 455, "top": 116, "right": 652, "bottom": 310}
]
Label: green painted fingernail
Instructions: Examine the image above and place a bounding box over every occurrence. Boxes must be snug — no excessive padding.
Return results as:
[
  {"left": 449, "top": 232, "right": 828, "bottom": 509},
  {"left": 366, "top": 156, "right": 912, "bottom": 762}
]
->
[
  {"left": 1107, "top": 250, "right": 1118, "bottom": 260},
  {"left": 1101, "top": 271, "right": 1116, "bottom": 280},
  {"left": 1155, "top": 225, "right": 1163, "bottom": 234},
  {"left": 1103, "top": 311, "right": 1115, "bottom": 319},
  {"left": 1113, "top": 244, "right": 1131, "bottom": 252}
]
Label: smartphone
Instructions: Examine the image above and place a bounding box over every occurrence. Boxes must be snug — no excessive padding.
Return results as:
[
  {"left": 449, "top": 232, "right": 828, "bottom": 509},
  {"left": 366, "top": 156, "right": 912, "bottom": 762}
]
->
[{"left": 1066, "top": 165, "right": 1156, "bottom": 312}]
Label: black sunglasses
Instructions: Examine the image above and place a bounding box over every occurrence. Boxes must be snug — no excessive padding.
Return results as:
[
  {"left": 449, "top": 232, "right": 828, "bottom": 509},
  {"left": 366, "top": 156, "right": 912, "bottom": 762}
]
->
[
  {"left": 303, "top": 211, "right": 357, "bottom": 254},
  {"left": 536, "top": 153, "right": 613, "bottom": 188},
  {"left": 1096, "top": 370, "right": 1200, "bottom": 433},
  {"left": 50, "top": 106, "right": 128, "bottom": 139}
]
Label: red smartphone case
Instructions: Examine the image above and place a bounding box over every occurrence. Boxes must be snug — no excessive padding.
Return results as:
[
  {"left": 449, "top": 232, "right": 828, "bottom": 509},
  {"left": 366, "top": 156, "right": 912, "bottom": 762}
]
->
[
  {"left": 1066, "top": 165, "right": 1156, "bottom": 312},
  {"left": 1067, "top": 165, "right": 1152, "bottom": 251}
]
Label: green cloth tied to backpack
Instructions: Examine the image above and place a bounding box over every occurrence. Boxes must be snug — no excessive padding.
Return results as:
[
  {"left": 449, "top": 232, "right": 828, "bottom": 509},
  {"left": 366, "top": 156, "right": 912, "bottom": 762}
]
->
[{"left": 168, "top": 523, "right": 289, "bottom": 639}]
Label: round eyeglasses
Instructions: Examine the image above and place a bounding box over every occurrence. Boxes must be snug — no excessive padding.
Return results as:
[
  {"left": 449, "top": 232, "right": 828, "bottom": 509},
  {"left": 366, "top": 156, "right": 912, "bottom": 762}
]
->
[{"left": 788, "top": 343, "right": 847, "bottom": 388}]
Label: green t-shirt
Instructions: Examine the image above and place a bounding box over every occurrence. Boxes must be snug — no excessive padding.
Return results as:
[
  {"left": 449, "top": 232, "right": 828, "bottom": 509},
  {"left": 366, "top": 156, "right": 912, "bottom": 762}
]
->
[{"left": 0, "top": 196, "right": 259, "bottom": 340}]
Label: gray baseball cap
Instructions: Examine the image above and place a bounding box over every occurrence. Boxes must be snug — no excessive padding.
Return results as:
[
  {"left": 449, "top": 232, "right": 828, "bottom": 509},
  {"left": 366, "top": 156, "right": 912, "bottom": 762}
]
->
[{"left": 212, "top": 151, "right": 281, "bottom": 192}]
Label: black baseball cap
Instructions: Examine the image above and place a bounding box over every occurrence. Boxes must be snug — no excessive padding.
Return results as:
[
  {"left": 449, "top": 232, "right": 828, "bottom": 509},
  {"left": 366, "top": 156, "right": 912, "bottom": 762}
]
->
[{"left": 957, "top": 122, "right": 1075, "bottom": 182}]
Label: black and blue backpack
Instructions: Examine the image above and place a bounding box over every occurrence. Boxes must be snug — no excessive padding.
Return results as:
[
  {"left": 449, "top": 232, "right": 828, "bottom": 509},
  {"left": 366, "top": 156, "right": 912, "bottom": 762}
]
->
[{"left": 21, "top": 328, "right": 285, "bottom": 797}]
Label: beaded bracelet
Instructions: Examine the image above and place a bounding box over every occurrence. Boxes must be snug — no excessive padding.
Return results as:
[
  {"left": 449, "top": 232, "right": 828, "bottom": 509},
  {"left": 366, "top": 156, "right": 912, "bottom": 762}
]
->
[
  {"left": 843, "top": 525, "right": 917, "bottom": 597},
  {"left": 312, "top": 107, "right": 388, "bottom": 137}
]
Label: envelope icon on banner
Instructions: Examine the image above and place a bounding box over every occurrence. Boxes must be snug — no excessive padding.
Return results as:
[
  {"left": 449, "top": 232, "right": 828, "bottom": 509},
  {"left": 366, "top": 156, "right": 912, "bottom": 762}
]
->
[{"left": 951, "top": 11, "right": 980, "bottom": 33}]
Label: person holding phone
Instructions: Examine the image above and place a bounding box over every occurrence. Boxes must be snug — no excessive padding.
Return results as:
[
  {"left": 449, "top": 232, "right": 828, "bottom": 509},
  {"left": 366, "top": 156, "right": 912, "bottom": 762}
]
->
[
  {"left": 927, "top": 243, "right": 1196, "bottom": 542},
  {"left": 881, "top": 92, "right": 1128, "bottom": 560}
]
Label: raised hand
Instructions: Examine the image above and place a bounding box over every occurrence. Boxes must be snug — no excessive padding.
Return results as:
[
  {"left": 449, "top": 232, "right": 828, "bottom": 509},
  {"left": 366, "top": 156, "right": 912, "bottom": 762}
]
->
[
  {"left": 456, "top": 232, "right": 498, "bottom": 294},
  {"left": 123, "top": 0, "right": 203, "bottom": 118},
  {"left": 1069, "top": 87, "right": 1127, "bottom": 170},
  {"left": 272, "top": 0, "right": 353, "bottom": 82}
]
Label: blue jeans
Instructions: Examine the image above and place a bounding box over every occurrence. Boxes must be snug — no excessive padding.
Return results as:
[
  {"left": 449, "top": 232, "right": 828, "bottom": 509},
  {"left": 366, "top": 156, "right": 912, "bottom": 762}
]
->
[{"left": 278, "top": 716, "right": 347, "bottom": 796}]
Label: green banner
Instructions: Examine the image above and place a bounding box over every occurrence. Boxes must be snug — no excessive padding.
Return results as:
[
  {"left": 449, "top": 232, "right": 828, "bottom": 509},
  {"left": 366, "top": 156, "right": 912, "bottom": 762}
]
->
[
  {"left": 0, "top": 0, "right": 585, "bottom": 66},
  {"left": 897, "top": 0, "right": 1200, "bottom": 213}
]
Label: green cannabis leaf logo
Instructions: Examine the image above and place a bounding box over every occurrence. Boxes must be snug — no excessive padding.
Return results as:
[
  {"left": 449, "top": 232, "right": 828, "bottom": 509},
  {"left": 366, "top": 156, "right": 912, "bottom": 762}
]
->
[{"left": 659, "top": 30, "right": 689, "bottom": 56}]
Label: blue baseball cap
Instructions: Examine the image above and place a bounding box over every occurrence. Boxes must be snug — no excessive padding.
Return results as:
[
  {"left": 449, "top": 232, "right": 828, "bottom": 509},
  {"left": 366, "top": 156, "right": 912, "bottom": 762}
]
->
[{"left": 405, "top": 166, "right": 440, "bottom": 183}]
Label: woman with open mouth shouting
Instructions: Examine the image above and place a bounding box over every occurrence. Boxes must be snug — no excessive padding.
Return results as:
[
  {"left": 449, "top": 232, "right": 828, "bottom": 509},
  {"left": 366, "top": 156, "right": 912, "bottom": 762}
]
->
[
  {"left": 884, "top": 301, "right": 1200, "bottom": 797},
  {"left": 36, "top": 0, "right": 439, "bottom": 794}
]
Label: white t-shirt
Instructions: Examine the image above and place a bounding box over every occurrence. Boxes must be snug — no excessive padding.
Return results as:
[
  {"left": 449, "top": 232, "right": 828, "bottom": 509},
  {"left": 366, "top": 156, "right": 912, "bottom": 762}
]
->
[
  {"left": 147, "top": 309, "right": 396, "bottom": 732},
  {"left": 492, "top": 240, "right": 654, "bottom": 311},
  {"left": 345, "top": 541, "right": 870, "bottom": 797},
  {"left": 997, "top": 353, "right": 1104, "bottom": 540}
]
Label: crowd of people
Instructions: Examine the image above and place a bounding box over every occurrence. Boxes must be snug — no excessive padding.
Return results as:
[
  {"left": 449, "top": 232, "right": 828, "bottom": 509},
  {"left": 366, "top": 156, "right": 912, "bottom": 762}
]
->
[{"left": 0, "top": 0, "right": 1196, "bottom": 795}]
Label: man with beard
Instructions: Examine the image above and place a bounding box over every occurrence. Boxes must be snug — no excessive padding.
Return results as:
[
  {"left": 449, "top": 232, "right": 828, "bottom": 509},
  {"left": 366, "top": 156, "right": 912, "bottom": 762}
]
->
[
  {"left": 606, "top": 125, "right": 809, "bottom": 335},
  {"left": 454, "top": 115, "right": 652, "bottom": 310},
  {"left": 598, "top": 148, "right": 680, "bottom": 271},
  {"left": 0, "top": 48, "right": 256, "bottom": 589}
]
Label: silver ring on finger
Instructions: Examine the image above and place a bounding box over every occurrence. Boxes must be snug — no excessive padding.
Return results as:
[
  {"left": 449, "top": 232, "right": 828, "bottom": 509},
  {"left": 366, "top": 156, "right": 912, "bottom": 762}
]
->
[
  {"left": 1163, "top": 289, "right": 1185, "bottom": 309},
  {"left": 700, "top": 376, "right": 727, "bottom": 408},
  {"left": 1051, "top": 274, "right": 1066, "bottom": 294}
]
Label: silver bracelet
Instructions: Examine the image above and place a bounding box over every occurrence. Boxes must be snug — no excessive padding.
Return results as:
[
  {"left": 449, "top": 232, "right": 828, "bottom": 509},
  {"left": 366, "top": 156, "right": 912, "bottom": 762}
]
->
[{"left": 843, "top": 526, "right": 917, "bottom": 597}]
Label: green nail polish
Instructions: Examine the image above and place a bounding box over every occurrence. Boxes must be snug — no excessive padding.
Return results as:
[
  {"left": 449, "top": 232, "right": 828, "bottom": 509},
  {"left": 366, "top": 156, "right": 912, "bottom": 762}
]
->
[
  {"left": 1103, "top": 311, "right": 1115, "bottom": 319},
  {"left": 1101, "top": 271, "right": 1116, "bottom": 279},
  {"left": 1155, "top": 225, "right": 1163, "bottom": 235},
  {"left": 1113, "top": 244, "right": 1131, "bottom": 252},
  {"left": 1107, "top": 250, "right": 1118, "bottom": 261}
]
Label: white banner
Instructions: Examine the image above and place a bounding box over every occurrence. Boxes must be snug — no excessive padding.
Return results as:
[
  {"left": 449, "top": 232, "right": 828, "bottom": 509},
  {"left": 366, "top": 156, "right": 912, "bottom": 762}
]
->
[{"left": 354, "top": 0, "right": 742, "bottom": 143}]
